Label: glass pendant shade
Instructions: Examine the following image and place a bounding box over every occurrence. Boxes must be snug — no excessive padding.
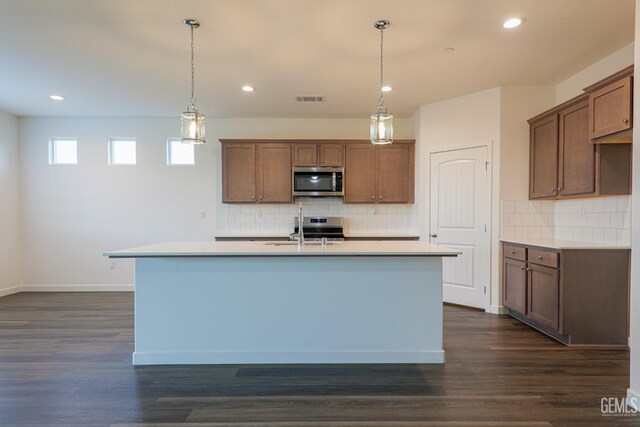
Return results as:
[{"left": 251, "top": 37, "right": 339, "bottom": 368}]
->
[
  {"left": 181, "top": 105, "right": 206, "bottom": 145},
  {"left": 370, "top": 109, "right": 393, "bottom": 145}
]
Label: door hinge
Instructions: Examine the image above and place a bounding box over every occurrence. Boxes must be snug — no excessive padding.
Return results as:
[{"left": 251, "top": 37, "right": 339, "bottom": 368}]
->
[
  {"left": 485, "top": 161, "right": 489, "bottom": 171},
  {"left": 484, "top": 224, "right": 487, "bottom": 232},
  {"left": 484, "top": 286, "right": 487, "bottom": 295}
]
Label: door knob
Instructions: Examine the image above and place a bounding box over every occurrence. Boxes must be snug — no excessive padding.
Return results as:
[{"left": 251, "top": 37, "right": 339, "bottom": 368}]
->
[{"left": 430, "top": 233, "right": 438, "bottom": 238}]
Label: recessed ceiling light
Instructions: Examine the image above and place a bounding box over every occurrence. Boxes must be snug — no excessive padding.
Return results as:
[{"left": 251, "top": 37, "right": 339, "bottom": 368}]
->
[
  {"left": 242, "top": 86, "right": 255, "bottom": 92},
  {"left": 381, "top": 86, "right": 392, "bottom": 92},
  {"left": 443, "top": 47, "right": 455, "bottom": 53},
  {"left": 50, "top": 94, "right": 65, "bottom": 101},
  {"left": 503, "top": 17, "right": 525, "bottom": 29}
]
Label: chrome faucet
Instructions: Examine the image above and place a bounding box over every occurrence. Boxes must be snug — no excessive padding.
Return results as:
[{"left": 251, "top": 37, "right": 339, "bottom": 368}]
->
[{"left": 297, "top": 202, "right": 304, "bottom": 246}]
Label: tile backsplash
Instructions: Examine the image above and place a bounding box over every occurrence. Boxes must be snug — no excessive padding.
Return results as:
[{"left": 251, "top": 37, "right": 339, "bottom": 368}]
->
[
  {"left": 502, "top": 196, "right": 631, "bottom": 245},
  {"left": 221, "top": 198, "right": 419, "bottom": 236}
]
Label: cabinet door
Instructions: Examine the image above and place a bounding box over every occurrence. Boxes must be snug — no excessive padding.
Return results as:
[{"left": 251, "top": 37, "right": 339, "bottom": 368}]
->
[
  {"left": 222, "top": 143, "right": 256, "bottom": 203},
  {"left": 527, "top": 264, "right": 560, "bottom": 331},
  {"left": 293, "top": 144, "right": 317, "bottom": 167},
  {"left": 589, "top": 75, "right": 633, "bottom": 140},
  {"left": 559, "top": 100, "right": 595, "bottom": 197},
  {"left": 376, "top": 144, "right": 414, "bottom": 203},
  {"left": 257, "top": 144, "right": 292, "bottom": 203},
  {"left": 529, "top": 115, "right": 559, "bottom": 199},
  {"left": 503, "top": 257, "right": 527, "bottom": 315},
  {"left": 319, "top": 144, "right": 344, "bottom": 167},
  {"left": 344, "top": 145, "right": 376, "bottom": 203}
]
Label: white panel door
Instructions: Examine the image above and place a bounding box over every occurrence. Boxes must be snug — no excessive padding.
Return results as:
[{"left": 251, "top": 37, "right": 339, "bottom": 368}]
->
[{"left": 430, "top": 147, "right": 488, "bottom": 309}]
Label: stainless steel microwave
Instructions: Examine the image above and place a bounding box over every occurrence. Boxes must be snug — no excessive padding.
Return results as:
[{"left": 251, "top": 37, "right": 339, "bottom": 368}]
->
[{"left": 292, "top": 167, "right": 344, "bottom": 197}]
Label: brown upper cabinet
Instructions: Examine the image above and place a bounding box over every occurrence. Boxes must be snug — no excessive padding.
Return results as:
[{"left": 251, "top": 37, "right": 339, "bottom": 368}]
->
[
  {"left": 221, "top": 141, "right": 292, "bottom": 203},
  {"left": 528, "top": 67, "right": 633, "bottom": 200},
  {"left": 222, "top": 139, "right": 414, "bottom": 204},
  {"left": 558, "top": 98, "right": 595, "bottom": 197},
  {"left": 293, "top": 143, "right": 344, "bottom": 167},
  {"left": 529, "top": 114, "right": 559, "bottom": 199},
  {"left": 222, "top": 143, "right": 257, "bottom": 203},
  {"left": 256, "top": 144, "right": 292, "bottom": 203},
  {"left": 344, "top": 142, "right": 415, "bottom": 204},
  {"left": 585, "top": 65, "right": 633, "bottom": 142}
]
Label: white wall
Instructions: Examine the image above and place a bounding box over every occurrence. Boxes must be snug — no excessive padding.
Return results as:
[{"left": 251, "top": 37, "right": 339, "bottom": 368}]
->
[
  {"left": 556, "top": 43, "right": 634, "bottom": 104},
  {"left": 0, "top": 111, "right": 22, "bottom": 295},
  {"left": 500, "top": 86, "right": 555, "bottom": 201},
  {"left": 18, "top": 117, "right": 413, "bottom": 289},
  {"left": 628, "top": 0, "right": 640, "bottom": 406},
  {"left": 415, "top": 87, "right": 503, "bottom": 312}
]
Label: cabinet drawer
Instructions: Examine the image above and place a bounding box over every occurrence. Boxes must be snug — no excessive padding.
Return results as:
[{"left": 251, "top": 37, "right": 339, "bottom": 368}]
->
[
  {"left": 528, "top": 248, "right": 559, "bottom": 268},
  {"left": 503, "top": 244, "right": 526, "bottom": 261}
]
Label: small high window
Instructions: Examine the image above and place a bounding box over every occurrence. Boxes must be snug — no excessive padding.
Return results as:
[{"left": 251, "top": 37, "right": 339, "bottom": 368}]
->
[
  {"left": 108, "top": 138, "right": 136, "bottom": 165},
  {"left": 167, "top": 138, "right": 195, "bottom": 165},
  {"left": 49, "top": 138, "right": 77, "bottom": 165}
]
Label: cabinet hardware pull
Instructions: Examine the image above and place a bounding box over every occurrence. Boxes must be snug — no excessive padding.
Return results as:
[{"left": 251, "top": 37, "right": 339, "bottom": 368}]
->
[
  {"left": 251, "top": 195, "right": 255, "bottom": 200},
  {"left": 538, "top": 256, "right": 543, "bottom": 260},
  {"left": 551, "top": 187, "right": 556, "bottom": 192},
  {"left": 379, "top": 195, "right": 382, "bottom": 200},
  {"left": 526, "top": 268, "right": 532, "bottom": 272},
  {"left": 259, "top": 195, "right": 263, "bottom": 200},
  {"left": 623, "top": 118, "right": 630, "bottom": 124},
  {"left": 510, "top": 251, "right": 516, "bottom": 255},
  {"left": 520, "top": 266, "right": 525, "bottom": 271},
  {"left": 371, "top": 196, "right": 375, "bottom": 200}
]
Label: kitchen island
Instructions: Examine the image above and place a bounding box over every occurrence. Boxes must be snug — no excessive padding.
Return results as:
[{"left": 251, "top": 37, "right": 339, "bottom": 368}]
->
[{"left": 105, "top": 241, "right": 459, "bottom": 365}]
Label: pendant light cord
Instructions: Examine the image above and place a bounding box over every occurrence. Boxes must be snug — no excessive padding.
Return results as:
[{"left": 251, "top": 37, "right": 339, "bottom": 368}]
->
[
  {"left": 190, "top": 24, "right": 196, "bottom": 106},
  {"left": 378, "top": 26, "right": 385, "bottom": 110}
]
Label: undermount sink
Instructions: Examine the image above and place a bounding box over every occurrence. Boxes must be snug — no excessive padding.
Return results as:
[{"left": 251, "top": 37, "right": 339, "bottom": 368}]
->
[{"left": 263, "top": 241, "right": 343, "bottom": 247}]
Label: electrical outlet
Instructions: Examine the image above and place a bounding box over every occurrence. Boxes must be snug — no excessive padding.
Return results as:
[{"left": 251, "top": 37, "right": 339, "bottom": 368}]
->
[
  {"left": 110, "top": 261, "right": 116, "bottom": 270},
  {"left": 200, "top": 211, "right": 206, "bottom": 220}
]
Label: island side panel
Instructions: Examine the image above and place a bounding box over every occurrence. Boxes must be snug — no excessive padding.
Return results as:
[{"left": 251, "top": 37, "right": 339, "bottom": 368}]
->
[{"left": 133, "top": 256, "right": 444, "bottom": 365}]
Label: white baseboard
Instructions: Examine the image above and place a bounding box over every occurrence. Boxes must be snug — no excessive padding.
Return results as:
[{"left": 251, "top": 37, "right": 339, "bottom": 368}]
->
[
  {"left": 21, "top": 284, "right": 133, "bottom": 292},
  {"left": 0, "top": 286, "right": 23, "bottom": 298},
  {"left": 486, "top": 304, "right": 507, "bottom": 315},
  {"left": 133, "top": 350, "right": 446, "bottom": 365}
]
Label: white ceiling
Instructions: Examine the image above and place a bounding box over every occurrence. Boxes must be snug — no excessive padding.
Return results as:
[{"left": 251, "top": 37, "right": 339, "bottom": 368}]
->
[{"left": 0, "top": 0, "right": 635, "bottom": 118}]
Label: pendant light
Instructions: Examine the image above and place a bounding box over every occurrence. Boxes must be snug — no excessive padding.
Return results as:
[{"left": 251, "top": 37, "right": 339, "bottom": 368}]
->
[
  {"left": 181, "top": 19, "right": 206, "bottom": 145},
  {"left": 370, "top": 20, "right": 393, "bottom": 145}
]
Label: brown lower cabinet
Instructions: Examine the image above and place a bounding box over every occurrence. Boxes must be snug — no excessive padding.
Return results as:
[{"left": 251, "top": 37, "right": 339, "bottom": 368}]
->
[{"left": 502, "top": 241, "right": 630, "bottom": 347}]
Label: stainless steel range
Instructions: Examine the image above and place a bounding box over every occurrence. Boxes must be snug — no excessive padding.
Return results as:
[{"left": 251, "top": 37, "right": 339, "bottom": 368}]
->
[{"left": 293, "top": 216, "right": 345, "bottom": 241}]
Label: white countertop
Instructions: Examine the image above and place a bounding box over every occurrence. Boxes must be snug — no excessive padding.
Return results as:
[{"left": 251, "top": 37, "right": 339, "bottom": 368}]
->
[
  {"left": 213, "top": 231, "right": 421, "bottom": 238},
  {"left": 501, "top": 238, "right": 631, "bottom": 250},
  {"left": 105, "top": 241, "right": 460, "bottom": 258}
]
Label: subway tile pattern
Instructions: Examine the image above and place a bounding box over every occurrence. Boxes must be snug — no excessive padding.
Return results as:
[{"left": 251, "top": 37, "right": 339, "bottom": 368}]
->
[
  {"left": 223, "top": 198, "right": 419, "bottom": 235},
  {"left": 502, "top": 196, "right": 631, "bottom": 245}
]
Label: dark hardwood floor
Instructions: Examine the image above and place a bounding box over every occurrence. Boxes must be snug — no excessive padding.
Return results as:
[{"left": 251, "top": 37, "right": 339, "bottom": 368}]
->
[{"left": 0, "top": 292, "right": 634, "bottom": 426}]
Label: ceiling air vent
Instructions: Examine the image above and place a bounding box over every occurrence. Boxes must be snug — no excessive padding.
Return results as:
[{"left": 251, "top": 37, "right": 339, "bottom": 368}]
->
[{"left": 296, "top": 96, "right": 324, "bottom": 102}]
